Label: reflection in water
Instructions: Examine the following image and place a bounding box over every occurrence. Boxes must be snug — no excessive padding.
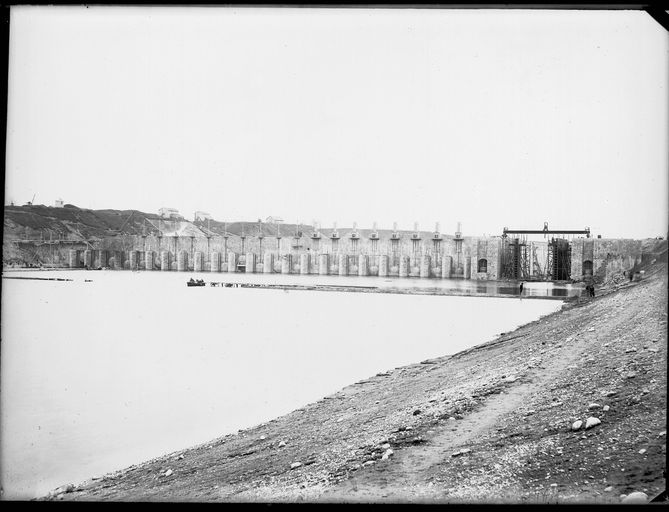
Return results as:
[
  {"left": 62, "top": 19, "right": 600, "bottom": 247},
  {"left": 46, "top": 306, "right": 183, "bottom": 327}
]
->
[
  {"left": 3, "top": 268, "right": 587, "bottom": 298},
  {"left": 176, "top": 271, "right": 586, "bottom": 299}
]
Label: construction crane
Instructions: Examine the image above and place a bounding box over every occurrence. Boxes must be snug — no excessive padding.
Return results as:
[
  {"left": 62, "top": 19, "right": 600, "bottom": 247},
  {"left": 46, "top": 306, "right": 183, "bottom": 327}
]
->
[
  {"left": 503, "top": 222, "right": 590, "bottom": 238},
  {"left": 501, "top": 222, "right": 590, "bottom": 281}
]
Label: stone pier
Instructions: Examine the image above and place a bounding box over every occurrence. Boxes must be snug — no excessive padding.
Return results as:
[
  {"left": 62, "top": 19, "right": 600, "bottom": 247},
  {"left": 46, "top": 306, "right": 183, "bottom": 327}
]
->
[
  {"left": 378, "top": 255, "right": 389, "bottom": 277},
  {"left": 245, "top": 253, "right": 256, "bottom": 273},
  {"left": 281, "top": 255, "right": 291, "bottom": 274},
  {"left": 210, "top": 252, "right": 220, "bottom": 272},
  {"left": 319, "top": 254, "right": 329, "bottom": 275},
  {"left": 264, "top": 253, "right": 274, "bottom": 273},
  {"left": 227, "top": 252, "right": 237, "bottom": 272},
  {"left": 358, "top": 254, "right": 368, "bottom": 276},
  {"left": 68, "top": 250, "right": 79, "bottom": 268},
  {"left": 161, "top": 251, "right": 170, "bottom": 271},
  {"left": 338, "top": 254, "right": 348, "bottom": 276},
  {"left": 145, "top": 251, "right": 154, "bottom": 270},
  {"left": 97, "top": 250, "right": 108, "bottom": 268},
  {"left": 300, "top": 253, "right": 310, "bottom": 275},
  {"left": 129, "top": 250, "right": 138, "bottom": 270},
  {"left": 420, "top": 255, "right": 431, "bottom": 278},
  {"left": 442, "top": 255, "right": 452, "bottom": 278},
  {"left": 177, "top": 251, "right": 188, "bottom": 272},
  {"left": 113, "top": 251, "right": 124, "bottom": 270},
  {"left": 194, "top": 252, "right": 204, "bottom": 272}
]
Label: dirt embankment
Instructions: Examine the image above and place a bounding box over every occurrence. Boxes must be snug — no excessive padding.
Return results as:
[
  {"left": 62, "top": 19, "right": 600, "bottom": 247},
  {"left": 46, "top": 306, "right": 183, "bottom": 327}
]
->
[{"left": 46, "top": 264, "right": 667, "bottom": 503}]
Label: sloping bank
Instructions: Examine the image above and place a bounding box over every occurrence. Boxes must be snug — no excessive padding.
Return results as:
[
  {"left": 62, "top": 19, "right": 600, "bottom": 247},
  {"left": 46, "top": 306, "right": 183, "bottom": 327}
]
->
[{"left": 46, "top": 265, "right": 667, "bottom": 503}]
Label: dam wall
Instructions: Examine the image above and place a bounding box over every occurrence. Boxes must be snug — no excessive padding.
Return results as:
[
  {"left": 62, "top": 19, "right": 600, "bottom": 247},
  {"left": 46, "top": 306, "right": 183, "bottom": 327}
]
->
[
  {"left": 571, "top": 238, "right": 643, "bottom": 283},
  {"left": 55, "top": 231, "right": 652, "bottom": 283}
]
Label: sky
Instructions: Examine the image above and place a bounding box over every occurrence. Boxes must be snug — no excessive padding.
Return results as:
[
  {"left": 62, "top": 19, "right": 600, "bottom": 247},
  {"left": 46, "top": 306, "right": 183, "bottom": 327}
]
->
[{"left": 4, "top": 6, "right": 668, "bottom": 239}]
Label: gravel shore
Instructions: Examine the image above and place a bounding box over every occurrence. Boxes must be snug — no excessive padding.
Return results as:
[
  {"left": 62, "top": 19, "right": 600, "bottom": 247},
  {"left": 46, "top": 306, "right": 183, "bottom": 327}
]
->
[{"left": 46, "top": 262, "right": 667, "bottom": 503}]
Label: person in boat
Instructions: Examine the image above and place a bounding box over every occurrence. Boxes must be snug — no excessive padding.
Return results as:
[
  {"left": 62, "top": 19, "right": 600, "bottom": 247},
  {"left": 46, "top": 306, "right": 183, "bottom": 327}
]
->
[{"left": 189, "top": 278, "right": 195, "bottom": 284}]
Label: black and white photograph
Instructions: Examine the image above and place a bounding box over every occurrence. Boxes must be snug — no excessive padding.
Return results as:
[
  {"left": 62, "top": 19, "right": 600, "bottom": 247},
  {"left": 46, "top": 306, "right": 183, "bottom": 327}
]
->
[{"left": 1, "top": 4, "right": 667, "bottom": 503}]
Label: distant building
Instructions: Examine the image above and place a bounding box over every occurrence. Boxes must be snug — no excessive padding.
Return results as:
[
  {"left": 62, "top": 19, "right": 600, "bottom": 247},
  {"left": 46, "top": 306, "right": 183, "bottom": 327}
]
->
[
  {"left": 194, "top": 211, "right": 212, "bottom": 222},
  {"left": 159, "top": 207, "right": 181, "bottom": 219},
  {"left": 54, "top": 198, "right": 64, "bottom": 208},
  {"left": 266, "top": 216, "right": 284, "bottom": 223}
]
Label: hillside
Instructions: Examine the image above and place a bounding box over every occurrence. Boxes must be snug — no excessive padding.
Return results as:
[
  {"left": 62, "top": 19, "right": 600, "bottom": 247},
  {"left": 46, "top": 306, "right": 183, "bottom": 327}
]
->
[
  {"left": 3, "top": 204, "right": 312, "bottom": 241},
  {"left": 4, "top": 204, "right": 453, "bottom": 241},
  {"left": 3, "top": 204, "right": 162, "bottom": 240}
]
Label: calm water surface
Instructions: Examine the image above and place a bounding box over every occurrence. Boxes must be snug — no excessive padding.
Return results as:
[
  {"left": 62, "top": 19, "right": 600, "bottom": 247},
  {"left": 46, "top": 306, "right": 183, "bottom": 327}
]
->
[{"left": 1, "top": 270, "right": 564, "bottom": 499}]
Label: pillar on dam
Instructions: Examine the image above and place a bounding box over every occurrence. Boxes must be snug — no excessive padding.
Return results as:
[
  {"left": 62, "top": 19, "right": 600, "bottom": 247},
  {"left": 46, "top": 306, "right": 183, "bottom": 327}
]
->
[
  {"left": 281, "top": 254, "right": 291, "bottom": 274},
  {"left": 245, "top": 253, "right": 256, "bottom": 273},
  {"left": 227, "top": 252, "right": 237, "bottom": 272},
  {"left": 83, "top": 249, "right": 92, "bottom": 268},
  {"left": 420, "top": 255, "right": 431, "bottom": 278},
  {"left": 358, "top": 254, "right": 368, "bottom": 276},
  {"left": 378, "top": 255, "right": 389, "bottom": 277},
  {"left": 465, "top": 257, "right": 472, "bottom": 279},
  {"left": 338, "top": 254, "right": 348, "bottom": 276},
  {"left": 129, "top": 250, "right": 138, "bottom": 270},
  {"left": 113, "top": 251, "right": 124, "bottom": 270},
  {"left": 68, "top": 250, "right": 79, "bottom": 268},
  {"left": 263, "top": 253, "right": 274, "bottom": 273},
  {"left": 300, "top": 253, "right": 310, "bottom": 275},
  {"left": 99, "top": 250, "right": 108, "bottom": 268},
  {"left": 145, "top": 251, "right": 154, "bottom": 270},
  {"left": 210, "top": 252, "right": 220, "bottom": 272},
  {"left": 319, "top": 254, "right": 329, "bottom": 275},
  {"left": 177, "top": 251, "right": 188, "bottom": 272},
  {"left": 194, "top": 252, "right": 204, "bottom": 272},
  {"left": 584, "top": 239, "right": 595, "bottom": 262},
  {"left": 399, "top": 256, "right": 409, "bottom": 278},
  {"left": 161, "top": 251, "right": 170, "bottom": 271},
  {"left": 442, "top": 255, "right": 452, "bottom": 278}
]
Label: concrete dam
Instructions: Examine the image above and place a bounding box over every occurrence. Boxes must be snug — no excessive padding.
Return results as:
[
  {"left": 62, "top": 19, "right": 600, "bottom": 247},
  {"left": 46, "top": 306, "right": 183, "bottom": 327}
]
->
[{"left": 64, "top": 222, "right": 644, "bottom": 284}]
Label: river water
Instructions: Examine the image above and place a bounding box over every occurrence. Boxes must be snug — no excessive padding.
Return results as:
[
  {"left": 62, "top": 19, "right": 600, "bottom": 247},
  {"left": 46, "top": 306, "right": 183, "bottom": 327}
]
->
[{"left": 1, "top": 270, "right": 570, "bottom": 499}]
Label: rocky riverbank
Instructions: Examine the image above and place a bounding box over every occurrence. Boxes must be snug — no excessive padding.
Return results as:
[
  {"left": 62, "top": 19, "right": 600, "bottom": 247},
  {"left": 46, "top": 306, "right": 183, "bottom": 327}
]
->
[{"left": 44, "top": 262, "right": 667, "bottom": 503}]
